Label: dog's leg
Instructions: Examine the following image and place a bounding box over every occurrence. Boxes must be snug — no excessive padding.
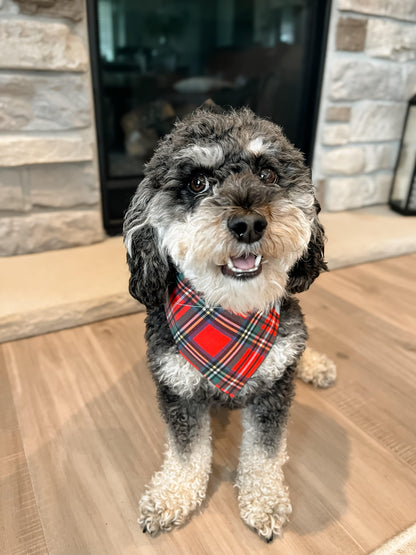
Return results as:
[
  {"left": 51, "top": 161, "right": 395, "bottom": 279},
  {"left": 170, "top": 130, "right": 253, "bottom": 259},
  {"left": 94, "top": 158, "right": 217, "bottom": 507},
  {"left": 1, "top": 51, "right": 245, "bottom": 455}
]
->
[
  {"left": 236, "top": 372, "right": 294, "bottom": 542},
  {"left": 296, "top": 346, "right": 337, "bottom": 388},
  {"left": 139, "top": 391, "right": 211, "bottom": 535}
]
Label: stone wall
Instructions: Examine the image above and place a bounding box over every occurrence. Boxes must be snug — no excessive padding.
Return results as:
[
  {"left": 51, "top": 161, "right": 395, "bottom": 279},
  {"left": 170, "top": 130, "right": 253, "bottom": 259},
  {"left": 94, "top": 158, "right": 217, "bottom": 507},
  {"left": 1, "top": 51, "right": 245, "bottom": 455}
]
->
[
  {"left": 313, "top": 0, "right": 416, "bottom": 211},
  {"left": 0, "top": 0, "right": 103, "bottom": 256}
]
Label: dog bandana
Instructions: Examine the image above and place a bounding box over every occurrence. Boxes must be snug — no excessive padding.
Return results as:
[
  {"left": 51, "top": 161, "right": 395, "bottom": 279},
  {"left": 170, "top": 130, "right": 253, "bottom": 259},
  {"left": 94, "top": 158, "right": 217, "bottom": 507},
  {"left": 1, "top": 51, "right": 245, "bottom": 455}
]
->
[{"left": 165, "top": 274, "right": 280, "bottom": 398}]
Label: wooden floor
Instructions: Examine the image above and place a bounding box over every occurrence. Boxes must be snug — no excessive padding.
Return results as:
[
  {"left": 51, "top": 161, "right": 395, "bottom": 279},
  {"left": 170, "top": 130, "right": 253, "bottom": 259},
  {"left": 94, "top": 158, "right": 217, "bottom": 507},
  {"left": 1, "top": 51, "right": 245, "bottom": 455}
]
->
[{"left": 1, "top": 254, "right": 416, "bottom": 555}]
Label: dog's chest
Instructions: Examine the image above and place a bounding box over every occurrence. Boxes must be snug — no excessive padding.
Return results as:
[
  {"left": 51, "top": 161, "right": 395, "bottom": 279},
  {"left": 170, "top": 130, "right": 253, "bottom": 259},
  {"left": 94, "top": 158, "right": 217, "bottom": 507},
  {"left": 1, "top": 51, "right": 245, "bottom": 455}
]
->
[{"left": 154, "top": 331, "right": 303, "bottom": 399}]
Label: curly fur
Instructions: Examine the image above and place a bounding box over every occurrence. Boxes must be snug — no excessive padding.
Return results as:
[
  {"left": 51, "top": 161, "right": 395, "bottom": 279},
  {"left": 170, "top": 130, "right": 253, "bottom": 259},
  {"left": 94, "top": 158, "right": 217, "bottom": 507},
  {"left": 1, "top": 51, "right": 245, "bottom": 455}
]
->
[
  {"left": 123, "top": 106, "right": 336, "bottom": 542},
  {"left": 237, "top": 427, "right": 292, "bottom": 541},
  {"left": 296, "top": 346, "right": 337, "bottom": 388},
  {"left": 139, "top": 419, "right": 212, "bottom": 535}
]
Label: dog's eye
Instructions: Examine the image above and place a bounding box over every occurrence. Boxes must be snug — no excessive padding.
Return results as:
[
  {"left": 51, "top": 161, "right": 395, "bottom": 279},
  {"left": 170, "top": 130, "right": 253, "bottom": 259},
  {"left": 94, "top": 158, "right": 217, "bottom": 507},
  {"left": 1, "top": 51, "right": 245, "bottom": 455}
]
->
[
  {"left": 259, "top": 168, "right": 277, "bottom": 184},
  {"left": 189, "top": 174, "right": 210, "bottom": 194}
]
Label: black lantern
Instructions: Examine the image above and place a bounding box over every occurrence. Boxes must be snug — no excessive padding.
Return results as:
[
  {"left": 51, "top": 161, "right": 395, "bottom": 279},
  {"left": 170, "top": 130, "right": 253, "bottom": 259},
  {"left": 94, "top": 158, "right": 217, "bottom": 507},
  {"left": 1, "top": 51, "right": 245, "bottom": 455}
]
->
[{"left": 389, "top": 94, "right": 416, "bottom": 215}]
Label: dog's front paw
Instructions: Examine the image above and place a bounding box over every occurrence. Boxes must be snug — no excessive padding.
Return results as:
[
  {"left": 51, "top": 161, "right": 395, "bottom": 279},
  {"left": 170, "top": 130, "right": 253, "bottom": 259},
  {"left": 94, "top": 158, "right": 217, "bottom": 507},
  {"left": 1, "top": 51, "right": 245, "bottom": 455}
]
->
[
  {"left": 239, "top": 489, "right": 292, "bottom": 542},
  {"left": 138, "top": 463, "right": 209, "bottom": 535},
  {"left": 139, "top": 424, "right": 212, "bottom": 535},
  {"left": 138, "top": 484, "right": 200, "bottom": 535},
  {"left": 236, "top": 432, "right": 292, "bottom": 542}
]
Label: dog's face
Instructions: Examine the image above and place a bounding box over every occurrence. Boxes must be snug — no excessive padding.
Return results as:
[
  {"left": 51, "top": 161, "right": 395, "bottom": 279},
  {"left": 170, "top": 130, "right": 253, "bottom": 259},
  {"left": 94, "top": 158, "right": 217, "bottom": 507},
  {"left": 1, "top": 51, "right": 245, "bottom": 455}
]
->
[{"left": 124, "top": 107, "right": 326, "bottom": 312}]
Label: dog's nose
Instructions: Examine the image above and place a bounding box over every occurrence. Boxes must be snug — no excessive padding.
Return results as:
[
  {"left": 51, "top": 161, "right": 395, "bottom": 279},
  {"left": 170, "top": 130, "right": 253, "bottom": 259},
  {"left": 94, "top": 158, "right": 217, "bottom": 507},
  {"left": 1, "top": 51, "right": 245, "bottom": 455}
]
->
[{"left": 227, "top": 214, "right": 267, "bottom": 243}]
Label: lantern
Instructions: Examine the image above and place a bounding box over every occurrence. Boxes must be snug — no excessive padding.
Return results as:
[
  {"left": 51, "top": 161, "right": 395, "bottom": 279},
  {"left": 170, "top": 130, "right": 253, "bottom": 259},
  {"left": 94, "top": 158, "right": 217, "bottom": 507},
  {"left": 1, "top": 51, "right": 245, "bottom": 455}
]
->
[{"left": 389, "top": 94, "right": 416, "bottom": 215}]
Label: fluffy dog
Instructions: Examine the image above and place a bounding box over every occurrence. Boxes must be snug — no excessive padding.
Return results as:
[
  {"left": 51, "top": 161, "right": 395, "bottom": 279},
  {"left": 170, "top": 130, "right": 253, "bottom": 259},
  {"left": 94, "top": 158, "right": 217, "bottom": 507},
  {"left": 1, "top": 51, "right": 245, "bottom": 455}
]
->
[{"left": 123, "top": 106, "right": 336, "bottom": 542}]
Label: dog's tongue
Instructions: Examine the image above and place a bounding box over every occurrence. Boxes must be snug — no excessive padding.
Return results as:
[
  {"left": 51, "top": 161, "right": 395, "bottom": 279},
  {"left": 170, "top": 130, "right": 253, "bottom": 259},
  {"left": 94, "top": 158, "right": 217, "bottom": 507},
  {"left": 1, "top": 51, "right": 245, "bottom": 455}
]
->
[{"left": 231, "top": 254, "right": 256, "bottom": 270}]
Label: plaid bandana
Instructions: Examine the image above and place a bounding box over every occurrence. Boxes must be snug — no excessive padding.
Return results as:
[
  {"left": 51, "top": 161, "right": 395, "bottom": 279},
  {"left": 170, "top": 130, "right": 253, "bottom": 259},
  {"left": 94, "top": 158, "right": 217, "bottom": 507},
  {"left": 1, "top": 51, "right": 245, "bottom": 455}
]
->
[{"left": 165, "top": 274, "right": 280, "bottom": 398}]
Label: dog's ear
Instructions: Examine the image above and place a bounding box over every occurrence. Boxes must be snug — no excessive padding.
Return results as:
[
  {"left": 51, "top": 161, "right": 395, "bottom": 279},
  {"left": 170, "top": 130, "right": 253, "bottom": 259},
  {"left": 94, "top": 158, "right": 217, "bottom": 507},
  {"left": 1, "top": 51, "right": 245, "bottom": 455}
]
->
[
  {"left": 123, "top": 177, "right": 172, "bottom": 308},
  {"left": 286, "top": 201, "right": 328, "bottom": 294}
]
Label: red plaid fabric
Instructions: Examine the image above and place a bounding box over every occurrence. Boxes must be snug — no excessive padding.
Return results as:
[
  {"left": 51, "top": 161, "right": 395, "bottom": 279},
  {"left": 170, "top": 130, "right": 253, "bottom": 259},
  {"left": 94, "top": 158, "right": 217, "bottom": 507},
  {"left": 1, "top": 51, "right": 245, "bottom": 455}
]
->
[{"left": 165, "top": 274, "right": 280, "bottom": 398}]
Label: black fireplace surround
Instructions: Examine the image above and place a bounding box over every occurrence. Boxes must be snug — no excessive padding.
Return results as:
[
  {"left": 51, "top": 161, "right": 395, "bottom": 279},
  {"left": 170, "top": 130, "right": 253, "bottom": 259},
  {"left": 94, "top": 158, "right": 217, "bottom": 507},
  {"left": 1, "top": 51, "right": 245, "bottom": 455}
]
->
[{"left": 87, "top": 0, "right": 330, "bottom": 235}]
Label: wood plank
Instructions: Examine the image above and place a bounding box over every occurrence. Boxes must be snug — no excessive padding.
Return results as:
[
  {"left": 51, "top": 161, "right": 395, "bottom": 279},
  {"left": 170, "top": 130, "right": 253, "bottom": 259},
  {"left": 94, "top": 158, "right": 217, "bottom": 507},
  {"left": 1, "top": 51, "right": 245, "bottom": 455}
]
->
[
  {"left": 290, "top": 389, "right": 416, "bottom": 552},
  {"left": 0, "top": 347, "right": 48, "bottom": 555},
  {"left": 3, "top": 322, "right": 151, "bottom": 555},
  {"left": 301, "top": 286, "right": 416, "bottom": 393},
  {"left": 316, "top": 257, "right": 416, "bottom": 334},
  {"left": 300, "top": 257, "right": 416, "bottom": 473}
]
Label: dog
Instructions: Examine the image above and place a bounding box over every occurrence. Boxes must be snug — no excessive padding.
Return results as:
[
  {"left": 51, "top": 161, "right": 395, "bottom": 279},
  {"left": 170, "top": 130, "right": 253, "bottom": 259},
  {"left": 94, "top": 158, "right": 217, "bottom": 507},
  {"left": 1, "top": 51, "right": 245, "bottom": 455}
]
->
[{"left": 123, "top": 105, "right": 336, "bottom": 542}]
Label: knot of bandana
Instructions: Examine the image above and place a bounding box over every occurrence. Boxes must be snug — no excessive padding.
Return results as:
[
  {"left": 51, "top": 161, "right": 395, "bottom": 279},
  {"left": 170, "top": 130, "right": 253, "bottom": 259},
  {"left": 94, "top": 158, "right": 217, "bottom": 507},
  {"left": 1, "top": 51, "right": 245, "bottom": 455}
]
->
[{"left": 165, "top": 274, "right": 280, "bottom": 398}]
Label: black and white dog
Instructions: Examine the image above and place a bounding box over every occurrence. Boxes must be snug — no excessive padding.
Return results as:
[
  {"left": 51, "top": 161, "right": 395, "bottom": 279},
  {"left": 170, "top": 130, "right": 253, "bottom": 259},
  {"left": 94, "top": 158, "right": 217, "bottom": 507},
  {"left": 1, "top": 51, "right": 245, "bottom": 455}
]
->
[{"left": 123, "top": 106, "right": 336, "bottom": 542}]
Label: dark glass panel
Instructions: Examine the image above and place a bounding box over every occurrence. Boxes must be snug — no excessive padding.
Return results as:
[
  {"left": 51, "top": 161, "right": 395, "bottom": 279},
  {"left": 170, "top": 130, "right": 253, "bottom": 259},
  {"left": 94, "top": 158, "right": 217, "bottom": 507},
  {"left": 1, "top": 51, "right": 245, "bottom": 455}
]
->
[{"left": 89, "top": 0, "right": 329, "bottom": 231}]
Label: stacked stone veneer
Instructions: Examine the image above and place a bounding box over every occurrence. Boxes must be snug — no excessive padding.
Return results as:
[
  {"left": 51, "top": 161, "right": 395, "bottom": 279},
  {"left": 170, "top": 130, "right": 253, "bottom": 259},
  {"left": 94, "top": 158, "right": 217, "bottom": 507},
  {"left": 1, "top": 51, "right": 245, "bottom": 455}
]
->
[
  {"left": 313, "top": 0, "right": 416, "bottom": 211},
  {"left": 0, "top": 0, "right": 103, "bottom": 256}
]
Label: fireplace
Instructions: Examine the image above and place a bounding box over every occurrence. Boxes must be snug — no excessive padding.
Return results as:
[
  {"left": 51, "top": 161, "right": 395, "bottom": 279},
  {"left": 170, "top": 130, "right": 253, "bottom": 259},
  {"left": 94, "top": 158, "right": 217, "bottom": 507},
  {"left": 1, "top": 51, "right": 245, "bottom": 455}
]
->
[{"left": 87, "top": 0, "right": 330, "bottom": 235}]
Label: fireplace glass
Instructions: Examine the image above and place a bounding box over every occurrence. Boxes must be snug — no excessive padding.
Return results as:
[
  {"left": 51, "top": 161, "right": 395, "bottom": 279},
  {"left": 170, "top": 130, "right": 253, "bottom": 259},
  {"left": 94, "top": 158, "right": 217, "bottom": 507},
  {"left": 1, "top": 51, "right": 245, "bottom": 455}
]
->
[{"left": 88, "top": 0, "right": 330, "bottom": 233}]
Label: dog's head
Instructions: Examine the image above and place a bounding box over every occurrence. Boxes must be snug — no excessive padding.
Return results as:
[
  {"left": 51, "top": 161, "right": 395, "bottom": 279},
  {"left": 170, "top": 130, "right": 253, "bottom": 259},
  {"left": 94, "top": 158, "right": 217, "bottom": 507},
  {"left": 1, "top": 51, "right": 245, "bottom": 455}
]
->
[{"left": 123, "top": 107, "right": 326, "bottom": 312}]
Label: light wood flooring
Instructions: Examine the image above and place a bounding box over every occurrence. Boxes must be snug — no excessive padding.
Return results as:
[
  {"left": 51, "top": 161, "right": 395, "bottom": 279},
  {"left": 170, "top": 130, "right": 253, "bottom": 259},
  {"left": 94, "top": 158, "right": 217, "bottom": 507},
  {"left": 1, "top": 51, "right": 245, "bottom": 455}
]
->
[{"left": 1, "top": 254, "right": 416, "bottom": 554}]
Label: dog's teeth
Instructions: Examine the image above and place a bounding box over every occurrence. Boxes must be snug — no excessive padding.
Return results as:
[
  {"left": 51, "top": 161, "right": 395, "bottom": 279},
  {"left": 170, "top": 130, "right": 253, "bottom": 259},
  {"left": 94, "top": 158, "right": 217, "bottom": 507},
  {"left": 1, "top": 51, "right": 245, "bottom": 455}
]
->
[{"left": 226, "top": 255, "right": 262, "bottom": 274}]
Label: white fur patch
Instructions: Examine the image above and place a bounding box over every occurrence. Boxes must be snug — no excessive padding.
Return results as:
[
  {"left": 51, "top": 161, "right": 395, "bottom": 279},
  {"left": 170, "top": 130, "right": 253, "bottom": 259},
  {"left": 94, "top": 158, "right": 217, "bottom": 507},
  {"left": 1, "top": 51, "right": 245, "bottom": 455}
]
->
[
  {"left": 255, "top": 334, "right": 301, "bottom": 383},
  {"left": 155, "top": 349, "right": 204, "bottom": 398},
  {"left": 174, "top": 144, "right": 224, "bottom": 168},
  {"left": 247, "top": 137, "right": 271, "bottom": 156}
]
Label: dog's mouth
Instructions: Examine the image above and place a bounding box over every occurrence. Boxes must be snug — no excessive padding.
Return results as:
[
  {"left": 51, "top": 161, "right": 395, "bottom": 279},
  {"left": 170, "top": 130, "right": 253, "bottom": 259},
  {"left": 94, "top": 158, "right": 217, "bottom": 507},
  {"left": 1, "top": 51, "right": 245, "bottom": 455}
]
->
[{"left": 221, "top": 254, "right": 263, "bottom": 280}]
